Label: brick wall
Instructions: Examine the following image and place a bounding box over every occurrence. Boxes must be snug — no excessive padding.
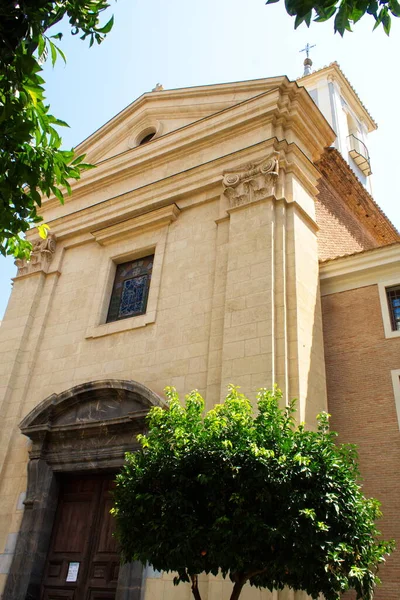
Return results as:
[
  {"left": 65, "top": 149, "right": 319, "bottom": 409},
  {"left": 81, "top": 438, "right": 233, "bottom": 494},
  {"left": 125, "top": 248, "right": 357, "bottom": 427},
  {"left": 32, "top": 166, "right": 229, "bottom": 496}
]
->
[
  {"left": 315, "top": 148, "right": 399, "bottom": 262},
  {"left": 322, "top": 284, "right": 400, "bottom": 599},
  {"left": 316, "top": 178, "right": 378, "bottom": 261}
]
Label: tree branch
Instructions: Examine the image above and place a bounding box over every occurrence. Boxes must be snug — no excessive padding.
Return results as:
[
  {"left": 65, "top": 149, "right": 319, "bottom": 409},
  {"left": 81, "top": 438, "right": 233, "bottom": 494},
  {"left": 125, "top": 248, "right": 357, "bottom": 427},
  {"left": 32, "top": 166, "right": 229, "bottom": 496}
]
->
[
  {"left": 229, "top": 577, "right": 246, "bottom": 600},
  {"left": 229, "top": 567, "right": 269, "bottom": 600},
  {"left": 190, "top": 574, "right": 202, "bottom": 600},
  {"left": 245, "top": 566, "right": 269, "bottom": 580}
]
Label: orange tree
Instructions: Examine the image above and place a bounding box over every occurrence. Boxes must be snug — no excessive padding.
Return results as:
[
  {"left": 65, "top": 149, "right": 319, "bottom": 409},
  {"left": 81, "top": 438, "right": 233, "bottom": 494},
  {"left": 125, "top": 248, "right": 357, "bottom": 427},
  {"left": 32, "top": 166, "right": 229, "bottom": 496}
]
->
[
  {"left": 112, "top": 386, "right": 394, "bottom": 600},
  {"left": 0, "top": 1, "right": 114, "bottom": 258}
]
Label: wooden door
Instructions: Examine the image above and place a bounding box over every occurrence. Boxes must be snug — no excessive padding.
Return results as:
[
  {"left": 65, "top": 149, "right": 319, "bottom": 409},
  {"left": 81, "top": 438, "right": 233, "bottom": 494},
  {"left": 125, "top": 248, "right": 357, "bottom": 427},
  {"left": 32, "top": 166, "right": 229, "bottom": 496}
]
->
[{"left": 41, "top": 475, "right": 120, "bottom": 600}]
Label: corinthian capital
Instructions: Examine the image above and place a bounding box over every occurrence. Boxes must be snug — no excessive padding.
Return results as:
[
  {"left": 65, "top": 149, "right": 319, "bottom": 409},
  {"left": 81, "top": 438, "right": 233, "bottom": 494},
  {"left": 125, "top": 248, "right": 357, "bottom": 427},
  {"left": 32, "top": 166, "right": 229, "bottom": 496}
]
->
[
  {"left": 222, "top": 154, "right": 279, "bottom": 208},
  {"left": 15, "top": 233, "right": 57, "bottom": 277}
]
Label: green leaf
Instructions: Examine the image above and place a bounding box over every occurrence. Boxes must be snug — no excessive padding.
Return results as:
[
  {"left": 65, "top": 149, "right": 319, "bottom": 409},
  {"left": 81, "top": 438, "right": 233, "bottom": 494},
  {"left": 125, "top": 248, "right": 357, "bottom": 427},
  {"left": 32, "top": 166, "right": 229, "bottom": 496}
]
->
[
  {"left": 373, "top": 9, "right": 384, "bottom": 28},
  {"left": 49, "top": 41, "right": 57, "bottom": 67},
  {"left": 334, "top": 3, "right": 350, "bottom": 34},
  {"left": 51, "top": 186, "right": 64, "bottom": 204},
  {"left": 349, "top": 6, "right": 367, "bottom": 22},
  {"left": 382, "top": 9, "right": 391, "bottom": 32},
  {"left": 64, "top": 180, "right": 72, "bottom": 196},
  {"left": 96, "top": 15, "right": 114, "bottom": 34},
  {"left": 367, "top": 0, "right": 379, "bottom": 16},
  {"left": 70, "top": 153, "right": 86, "bottom": 165},
  {"left": 389, "top": 0, "right": 400, "bottom": 16},
  {"left": 55, "top": 44, "right": 67, "bottom": 64},
  {"left": 294, "top": 11, "right": 312, "bottom": 27},
  {"left": 38, "top": 36, "right": 45, "bottom": 60},
  {"left": 314, "top": 5, "right": 337, "bottom": 21},
  {"left": 25, "top": 86, "right": 39, "bottom": 107},
  {"left": 54, "top": 119, "right": 69, "bottom": 128}
]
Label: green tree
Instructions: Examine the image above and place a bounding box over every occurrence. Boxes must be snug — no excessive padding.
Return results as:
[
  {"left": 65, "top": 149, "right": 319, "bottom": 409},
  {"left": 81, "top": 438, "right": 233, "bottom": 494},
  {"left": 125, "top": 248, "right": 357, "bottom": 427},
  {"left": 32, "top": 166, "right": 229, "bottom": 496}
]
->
[
  {"left": 267, "top": 0, "right": 400, "bottom": 35},
  {"left": 0, "top": 1, "right": 114, "bottom": 258},
  {"left": 113, "top": 386, "right": 394, "bottom": 600}
]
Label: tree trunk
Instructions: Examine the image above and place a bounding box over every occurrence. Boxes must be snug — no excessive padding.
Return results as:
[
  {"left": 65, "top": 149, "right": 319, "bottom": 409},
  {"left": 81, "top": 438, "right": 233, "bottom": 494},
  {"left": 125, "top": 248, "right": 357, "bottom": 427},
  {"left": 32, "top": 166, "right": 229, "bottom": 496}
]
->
[
  {"left": 229, "top": 578, "right": 246, "bottom": 600},
  {"left": 190, "top": 574, "right": 202, "bottom": 600}
]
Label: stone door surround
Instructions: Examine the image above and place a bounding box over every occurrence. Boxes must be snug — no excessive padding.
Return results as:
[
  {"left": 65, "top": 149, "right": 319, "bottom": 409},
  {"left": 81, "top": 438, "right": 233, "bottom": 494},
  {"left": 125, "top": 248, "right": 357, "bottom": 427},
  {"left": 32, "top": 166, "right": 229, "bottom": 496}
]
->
[{"left": 3, "top": 379, "right": 164, "bottom": 600}]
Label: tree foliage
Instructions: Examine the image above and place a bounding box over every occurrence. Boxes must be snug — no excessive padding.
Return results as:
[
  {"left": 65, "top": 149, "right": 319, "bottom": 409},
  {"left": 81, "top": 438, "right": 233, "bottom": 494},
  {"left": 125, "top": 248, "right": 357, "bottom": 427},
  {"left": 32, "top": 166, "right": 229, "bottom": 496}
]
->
[
  {"left": 113, "top": 386, "right": 394, "bottom": 600},
  {"left": 266, "top": 0, "right": 400, "bottom": 35},
  {"left": 0, "top": 1, "right": 114, "bottom": 258}
]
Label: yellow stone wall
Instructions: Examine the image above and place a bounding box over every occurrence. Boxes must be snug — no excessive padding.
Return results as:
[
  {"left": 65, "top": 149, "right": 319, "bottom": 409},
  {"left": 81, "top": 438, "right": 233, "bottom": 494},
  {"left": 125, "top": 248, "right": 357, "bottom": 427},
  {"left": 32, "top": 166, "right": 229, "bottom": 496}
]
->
[{"left": 0, "top": 77, "right": 335, "bottom": 597}]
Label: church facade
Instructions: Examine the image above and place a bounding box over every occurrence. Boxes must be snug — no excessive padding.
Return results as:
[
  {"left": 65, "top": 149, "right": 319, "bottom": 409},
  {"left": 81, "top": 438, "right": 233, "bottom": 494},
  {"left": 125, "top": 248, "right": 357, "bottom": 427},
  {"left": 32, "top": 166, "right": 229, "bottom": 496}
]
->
[{"left": 0, "top": 63, "right": 399, "bottom": 599}]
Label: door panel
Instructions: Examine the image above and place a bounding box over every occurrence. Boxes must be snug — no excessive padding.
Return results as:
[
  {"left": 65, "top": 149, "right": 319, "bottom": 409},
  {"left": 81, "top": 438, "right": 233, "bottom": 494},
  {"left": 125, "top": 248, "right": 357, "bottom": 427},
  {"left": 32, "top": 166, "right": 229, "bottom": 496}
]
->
[
  {"left": 85, "top": 480, "right": 119, "bottom": 596},
  {"left": 43, "top": 590, "right": 76, "bottom": 600},
  {"left": 41, "top": 475, "right": 119, "bottom": 600},
  {"left": 53, "top": 498, "right": 93, "bottom": 553}
]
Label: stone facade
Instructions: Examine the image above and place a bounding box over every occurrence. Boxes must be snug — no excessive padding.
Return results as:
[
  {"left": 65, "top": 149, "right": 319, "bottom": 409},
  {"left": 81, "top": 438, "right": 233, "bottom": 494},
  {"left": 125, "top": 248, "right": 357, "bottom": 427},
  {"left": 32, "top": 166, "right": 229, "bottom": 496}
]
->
[{"left": 0, "top": 65, "right": 399, "bottom": 599}]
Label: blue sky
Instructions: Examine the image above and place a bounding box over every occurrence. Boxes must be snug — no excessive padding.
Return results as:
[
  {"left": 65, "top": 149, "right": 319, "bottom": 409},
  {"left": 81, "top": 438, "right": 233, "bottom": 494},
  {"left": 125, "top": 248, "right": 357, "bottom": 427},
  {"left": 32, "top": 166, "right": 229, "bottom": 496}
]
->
[{"left": 1, "top": 0, "right": 400, "bottom": 318}]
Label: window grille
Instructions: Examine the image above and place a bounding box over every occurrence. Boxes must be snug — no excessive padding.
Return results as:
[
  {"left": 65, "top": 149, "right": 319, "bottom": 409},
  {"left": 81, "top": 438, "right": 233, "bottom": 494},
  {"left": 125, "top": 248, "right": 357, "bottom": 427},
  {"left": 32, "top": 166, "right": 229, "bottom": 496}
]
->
[
  {"left": 106, "top": 255, "right": 153, "bottom": 323},
  {"left": 386, "top": 285, "right": 400, "bottom": 331}
]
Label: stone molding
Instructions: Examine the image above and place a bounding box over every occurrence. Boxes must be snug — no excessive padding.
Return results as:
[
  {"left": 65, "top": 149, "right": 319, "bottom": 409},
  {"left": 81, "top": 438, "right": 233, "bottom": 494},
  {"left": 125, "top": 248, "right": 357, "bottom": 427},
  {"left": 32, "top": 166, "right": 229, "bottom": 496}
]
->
[
  {"left": 14, "top": 234, "right": 56, "bottom": 278},
  {"left": 86, "top": 221, "right": 169, "bottom": 340},
  {"left": 34, "top": 140, "right": 320, "bottom": 241},
  {"left": 91, "top": 204, "right": 180, "bottom": 246},
  {"left": 378, "top": 278, "right": 400, "bottom": 340},
  {"left": 319, "top": 242, "right": 400, "bottom": 296},
  {"left": 20, "top": 379, "right": 165, "bottom": 465},
  {"left": 390, "top": 369, "right": 400, "bottom": 430},
  {"left": 128, "top": 118, "right": 163, "bottom": 149},
  {"left": 222, "top": 154, "right": 279, "bottom": 208}
]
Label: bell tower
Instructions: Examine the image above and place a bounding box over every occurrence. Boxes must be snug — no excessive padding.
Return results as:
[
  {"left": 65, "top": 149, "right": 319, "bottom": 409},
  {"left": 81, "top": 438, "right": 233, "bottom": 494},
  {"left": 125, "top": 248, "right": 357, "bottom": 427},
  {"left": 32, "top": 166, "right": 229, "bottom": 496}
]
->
[{"left": 298, "top": 61, "right": 376, "bottom": 195}]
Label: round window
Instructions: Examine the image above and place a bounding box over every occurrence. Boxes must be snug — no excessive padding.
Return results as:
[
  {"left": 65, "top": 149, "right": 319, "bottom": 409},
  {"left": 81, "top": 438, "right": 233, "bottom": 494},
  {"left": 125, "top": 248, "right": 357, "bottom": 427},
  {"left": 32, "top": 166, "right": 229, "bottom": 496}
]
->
[{"left": 138, "top": 131, "right": 156, "bottom": 145}]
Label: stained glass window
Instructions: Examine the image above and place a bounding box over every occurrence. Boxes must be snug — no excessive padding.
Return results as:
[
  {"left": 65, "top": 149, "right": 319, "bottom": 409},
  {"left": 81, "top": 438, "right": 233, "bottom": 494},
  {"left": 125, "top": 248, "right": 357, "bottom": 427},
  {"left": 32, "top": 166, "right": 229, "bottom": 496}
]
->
[
  {"left": 387, "top": 285, "right": 400, "bottom": 331},
  {"left": 106, "top": 255, "right": 153, "bottom": 323}
]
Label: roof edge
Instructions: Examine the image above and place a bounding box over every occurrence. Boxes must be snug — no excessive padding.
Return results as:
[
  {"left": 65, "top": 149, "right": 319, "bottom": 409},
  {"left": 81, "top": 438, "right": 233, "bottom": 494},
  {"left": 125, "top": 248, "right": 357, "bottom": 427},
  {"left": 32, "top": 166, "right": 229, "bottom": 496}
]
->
[{"left": 317, "top": 147, "right": 399, "bottom": 246}]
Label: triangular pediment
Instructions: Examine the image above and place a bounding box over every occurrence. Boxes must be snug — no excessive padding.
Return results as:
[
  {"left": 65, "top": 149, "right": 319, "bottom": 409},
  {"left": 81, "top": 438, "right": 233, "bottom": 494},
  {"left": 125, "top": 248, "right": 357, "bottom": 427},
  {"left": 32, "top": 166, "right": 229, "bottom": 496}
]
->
[{"left": 75, "top": 77, "right": 288, "bottom": 164}]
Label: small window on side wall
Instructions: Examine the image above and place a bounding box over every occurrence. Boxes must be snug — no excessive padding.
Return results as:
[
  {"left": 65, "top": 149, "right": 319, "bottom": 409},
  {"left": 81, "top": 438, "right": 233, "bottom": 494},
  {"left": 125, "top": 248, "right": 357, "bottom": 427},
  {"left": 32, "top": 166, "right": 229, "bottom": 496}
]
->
[
  {"left": 106, "top": 255, "right": 154, "bottom": 323},
  {"left": 386, "top": 285, "right": 400, "bottom": 332}
]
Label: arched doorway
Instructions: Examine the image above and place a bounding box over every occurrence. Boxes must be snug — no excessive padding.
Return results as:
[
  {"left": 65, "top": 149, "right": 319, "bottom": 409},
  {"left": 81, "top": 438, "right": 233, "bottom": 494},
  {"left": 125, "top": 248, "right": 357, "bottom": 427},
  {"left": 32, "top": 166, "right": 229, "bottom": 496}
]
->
[{"left": 4, "top": 379, "right": 164, "bottom": 600}]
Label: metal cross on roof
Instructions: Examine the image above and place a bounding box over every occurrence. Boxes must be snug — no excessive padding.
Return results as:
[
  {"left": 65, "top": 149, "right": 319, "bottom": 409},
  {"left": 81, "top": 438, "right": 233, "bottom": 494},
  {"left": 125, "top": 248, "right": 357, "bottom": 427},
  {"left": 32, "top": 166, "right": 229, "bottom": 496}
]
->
[
  {"left": 300, "top": 43, "right": 316, "bottom": 76},
  {"left": 300, "top": 43, "right": 316, "bottom": 59}
]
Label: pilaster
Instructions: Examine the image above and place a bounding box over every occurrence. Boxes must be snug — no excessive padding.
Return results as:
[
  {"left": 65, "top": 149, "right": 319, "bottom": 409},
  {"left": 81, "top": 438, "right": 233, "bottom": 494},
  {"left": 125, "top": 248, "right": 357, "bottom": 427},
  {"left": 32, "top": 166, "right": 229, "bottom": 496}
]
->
[
  {"left": 0, "top": 236, "right": 61, "bottom": 476},
  {"left": 218, "top": 145, "right": 327, "bottom": 420}
]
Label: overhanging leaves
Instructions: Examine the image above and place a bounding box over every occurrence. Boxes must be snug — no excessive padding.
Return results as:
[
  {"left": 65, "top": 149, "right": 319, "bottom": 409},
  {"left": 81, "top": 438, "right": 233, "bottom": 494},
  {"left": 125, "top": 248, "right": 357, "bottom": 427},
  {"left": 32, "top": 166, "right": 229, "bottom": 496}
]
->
[
  {"left": 0, "top": 1, "right": 114, "bottom": 258},
  {"left": 266, "top": 0, "right": 399, "bottom": 34}
]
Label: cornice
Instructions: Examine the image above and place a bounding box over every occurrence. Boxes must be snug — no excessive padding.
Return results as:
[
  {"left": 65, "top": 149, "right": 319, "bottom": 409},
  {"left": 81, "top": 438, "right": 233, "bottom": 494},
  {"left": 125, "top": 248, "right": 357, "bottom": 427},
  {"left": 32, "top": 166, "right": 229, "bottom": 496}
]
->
[
  {"left": 75, "top": 76, "right": 290, "bottom": 158},
  {"left": 91, "top": 204, "right": 180, "bottom": 246},
  {"left": 40, "top": 80, "right": 334, "bottom": 218},
  {"left": 319, "top": 242, "right": 400, "bottom": 296},
  {"left": 39, "top": 139, "right": 320, "bottom": 241}
]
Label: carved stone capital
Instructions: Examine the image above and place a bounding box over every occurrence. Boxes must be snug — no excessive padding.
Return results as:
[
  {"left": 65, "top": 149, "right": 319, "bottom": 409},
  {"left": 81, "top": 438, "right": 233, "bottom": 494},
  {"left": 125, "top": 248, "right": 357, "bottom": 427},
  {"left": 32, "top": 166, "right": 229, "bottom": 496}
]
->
[
  {"left": 222, "top": 154, "right": 279, "bottom": 208},
  {"left": 14, "top": 233, "right": 56, "bottom": 277}
]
